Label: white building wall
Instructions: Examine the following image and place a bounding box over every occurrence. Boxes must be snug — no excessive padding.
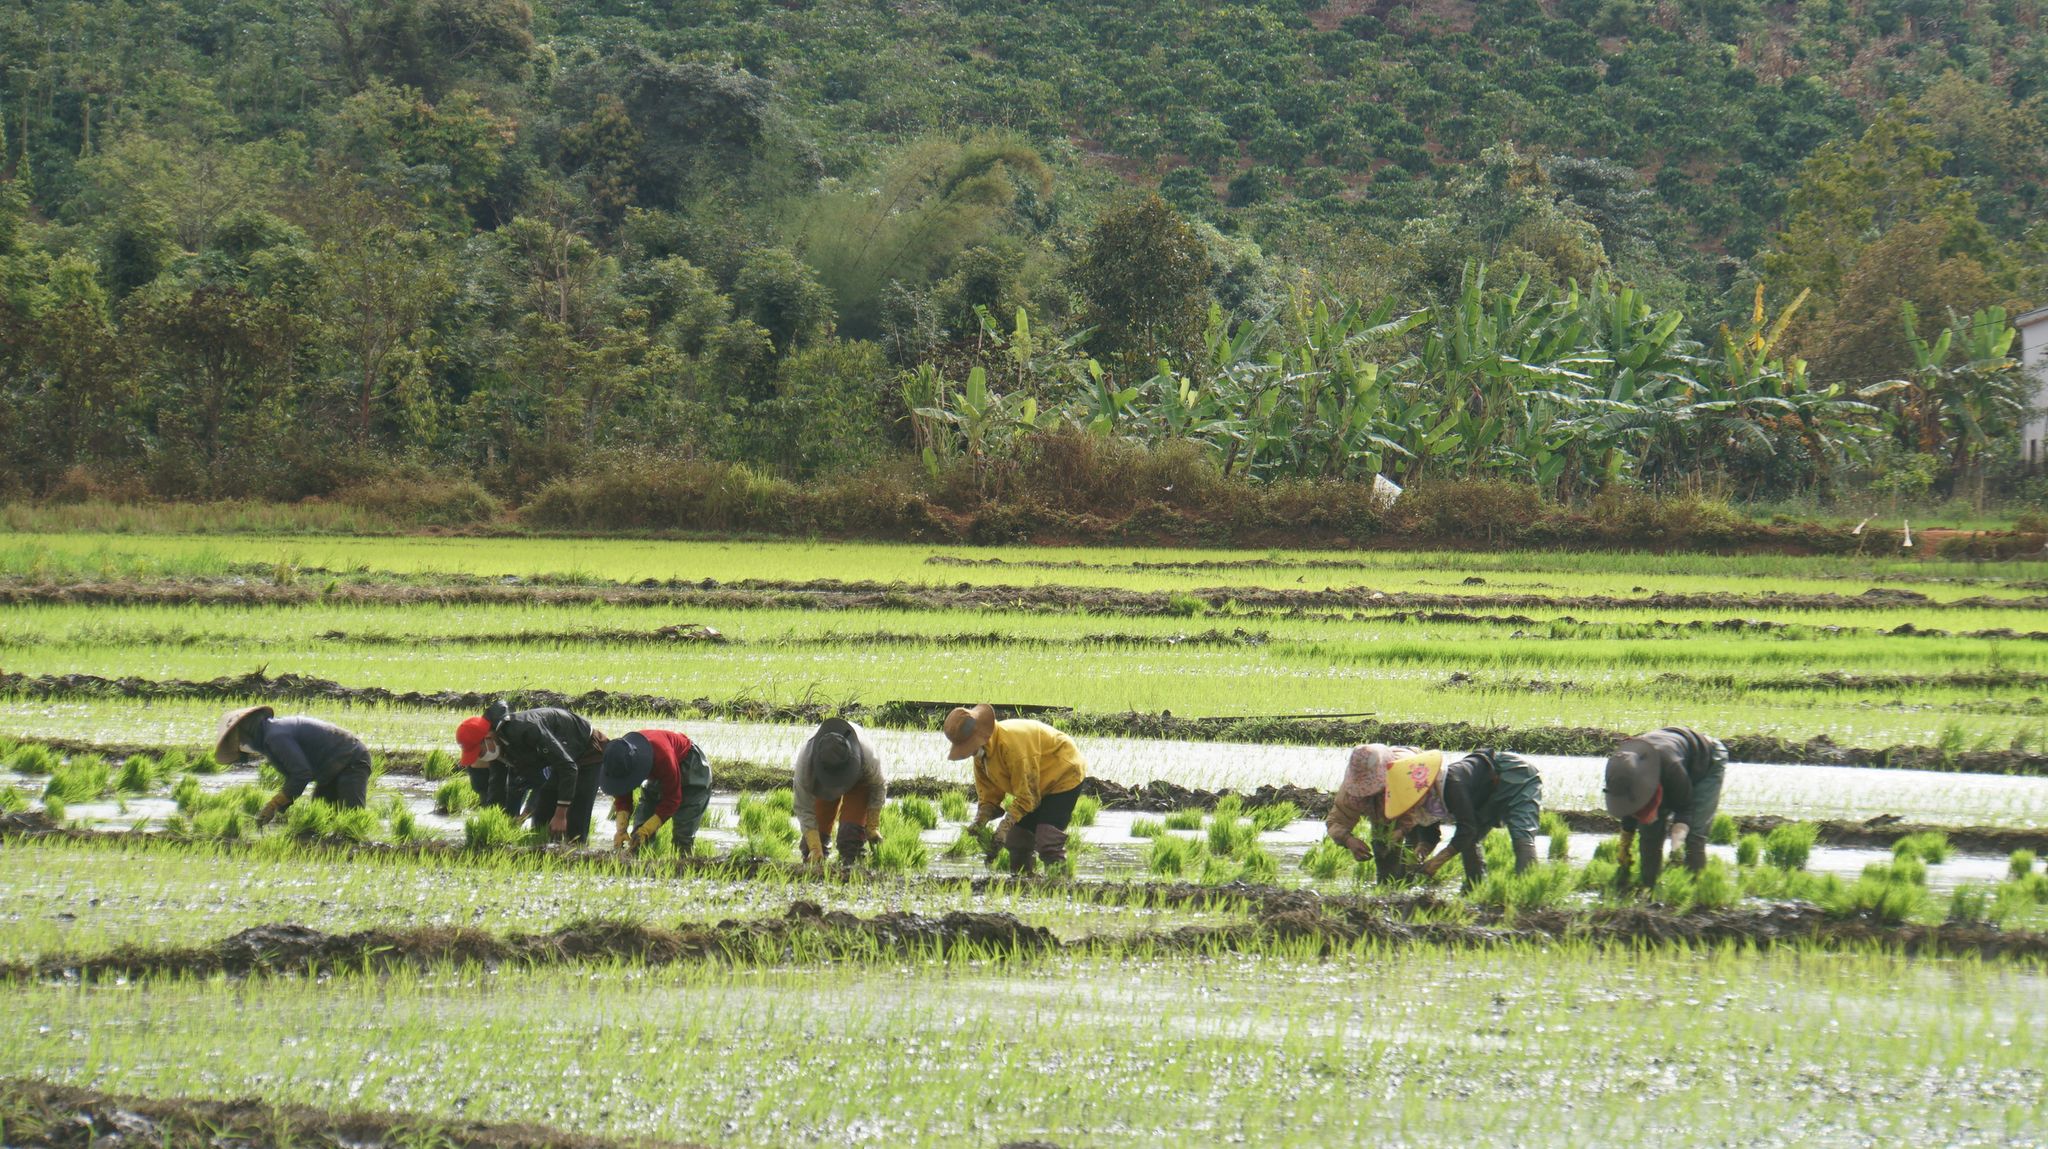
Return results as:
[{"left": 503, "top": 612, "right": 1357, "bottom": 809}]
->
[{"left": 2020, "top": 307, "right": 2048, "bottom": 471}]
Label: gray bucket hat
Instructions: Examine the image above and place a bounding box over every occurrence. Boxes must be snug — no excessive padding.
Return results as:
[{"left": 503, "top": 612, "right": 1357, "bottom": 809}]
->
[
  {"left": 1603, "top": 744, "right": 1661, "bottom": 821},
  {"left": 807, "top": 717, "right": 861, "bottom": 798},
  {"left": 600, "top": 732, "right": 654, "bottom": 797}
]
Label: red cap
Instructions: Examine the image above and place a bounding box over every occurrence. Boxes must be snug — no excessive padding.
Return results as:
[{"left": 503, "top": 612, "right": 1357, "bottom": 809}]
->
[{"left": 456, "top": 716, "right": 493, "bottom": 766}]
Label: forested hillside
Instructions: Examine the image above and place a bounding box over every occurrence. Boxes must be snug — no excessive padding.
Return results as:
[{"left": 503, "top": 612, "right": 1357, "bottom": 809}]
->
[{"left": 0, "top": 0, "right": 2044, "bottom": 524}]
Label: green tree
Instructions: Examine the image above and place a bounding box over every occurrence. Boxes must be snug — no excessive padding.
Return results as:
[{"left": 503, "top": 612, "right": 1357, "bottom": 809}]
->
[{"left": 1070, "top": 194, "right": 1214, "bottom": 370}]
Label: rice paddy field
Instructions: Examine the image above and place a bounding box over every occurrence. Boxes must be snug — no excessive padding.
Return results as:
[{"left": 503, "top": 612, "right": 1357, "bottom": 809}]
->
[{"left": 4, "top": 531, "right": 2048, "bottom": 1147}]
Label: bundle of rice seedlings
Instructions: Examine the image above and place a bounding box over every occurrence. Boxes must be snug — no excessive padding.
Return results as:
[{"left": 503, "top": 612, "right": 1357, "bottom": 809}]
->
[
  {"left": 1541, "top": 811, "right": 1572, "bottom": 860},
  {"left": 1237, "top": 844, "right": 1280, "bottom": 883},
  {"left": 1708, "top": 813, "right": 1738, "bottom": 846},
  {"left": 892, "top": 795, "right": 939, "bottom": 830},
  {"left": 1689, "top": 860, "right": 1739, "bottom": 910},
  {"left": 1576, "top": 857, "right": 1619, "bottom": 892},
  {"left": 1146, "top": 834, "right": 1206, "bottom": 877},
  {"left": 1891, "top": 832, "right": 1951, "bottom": 864},
  {"left": 872, "top": 825, "right": 931, "bottom": 872},
  {"left": 1212, "top": 794, "right": 1244, "bottom": 822},
  {"left": 1871, "top": 857, "right": 1927, "bottom": 886},
  {"left": 41, "top": 795, "right": 66, "bottom": 822},
  {"left": 1206, "top": 815, "right": 1258, "bottom": 858},
  {"left": 421, "top": 749, "right": 457, "bottom": 780},
  {"left": 2010, "top": 850, "right": 2038, "bottom": 881},
  {"left": 729, "top": 830, "right": 795, "bottom": 864},
  {"left": 1129, "top": 817, "right": 1165, "bottom": 839},
  {"left": 1823, "top": 870, "right": 1929, "bottom": 924},
  {"left": 1763, "top": 822, "right": 1818, "bottom": 870},
  {"left": 738, "top": 801, "right": 796, "bottom": 842},
  {"left": 115, "top": 754, "right": 163, "bottom": 795},
  {"left": 44, "top": 756, "right": 112, "bottom": 804},
  {"left": 1199, "top": 854, "right": 1243, "bottom": 885},
  {"left": 1248, "top": 801, "right": 1299, "bottom": 833},
  {"left": 1162, "top": 808, "right": 1204, "bottom": 831},
  {"left": 1480, "top": 829, "right": 1514, "bottom": 874},
  {"left": 0, "top": 786, "right": 26, "bottom": 814},
  {"left": 284, "top": 799, "right": 340, "bottom": 839},
  {"left": 1472, "top": 864, "right": 1575, "bottom": 911},
  {"left": 765, "top": 788, "right": 794, "bottom": 814},
  {"left": 939, "top": 791, "right": 970, "bottom": 822},
  {"left": 1735, "top": 833, "right": 1764, "bottom": 867},
  {"left": 1591, "top": 839, "right": 1620, "bottom": 863},
  {"left": 1947, "top": 884, "right": 1992, "bottom": 925},
  {"left": 941, "top": 829, "right": 979, "bottom": 859},
  {"left": 387, "top": 805, "right": 425, "bottom": 843},
  {"left": 192, "top": 807, "right": 255, "bottom": 841},
  {"left": 158, "top": 748, "right": 200, "bottom": 777},
  {"left": 463, "top": 806, "right": 524, "bottom": 850},
  {"left": 1069, "top": 794, "right": 1101, "bottom": 828},
  {"left": 6, "top": 743, "right": 59, "bottom": 776},
  {"left": 434, "top": 778, "right": 477, "bottom": 815},
  {"left": 1299, "top": 838, "right": 1352, "bottom": 881}
]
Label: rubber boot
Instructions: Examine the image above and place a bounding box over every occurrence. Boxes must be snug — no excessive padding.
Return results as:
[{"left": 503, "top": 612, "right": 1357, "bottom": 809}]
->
[
  {"left": 1683, "top": 831, "right": 1709, "bottom": 874},
  {"left": 835, "top": 823, "right": 868, "bottom": 865},
  {"left": 1033, "top": 825, "right": 1069, "bottom": 868},
  {"left": 1512, "top": 836, "right": 1539, "bottom": 874},
  {"left": 673, "top": 835, "right": 696, "bottom": 859},
  {"left": 1004, "top": 823, "right": 1036, "bottom": 875}
]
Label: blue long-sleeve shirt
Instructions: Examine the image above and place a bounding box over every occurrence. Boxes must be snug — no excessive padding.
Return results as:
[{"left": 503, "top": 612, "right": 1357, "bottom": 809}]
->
[{"left": 249, "top": 716, "right": 370, "bottom": 799}]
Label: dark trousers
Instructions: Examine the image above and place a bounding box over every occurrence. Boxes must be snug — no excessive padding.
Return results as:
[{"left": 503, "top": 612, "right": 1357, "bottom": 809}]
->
[
  {"left": 1016, "top": 785, "right": 1082, "bottom": 831},
  {"left": 471, "top": 764, "right": 528, "bottom": 818},
  {"left": 311, "top": 751, "right": 372, "bottom": 808},
  {"left": 528, "top": 760, "right": 604, "bottom": 843}
]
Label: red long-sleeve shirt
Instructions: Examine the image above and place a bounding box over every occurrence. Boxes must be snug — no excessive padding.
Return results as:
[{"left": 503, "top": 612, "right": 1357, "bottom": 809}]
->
[{"left": 612, "top": 729, "right": 696, "bottom": 821}]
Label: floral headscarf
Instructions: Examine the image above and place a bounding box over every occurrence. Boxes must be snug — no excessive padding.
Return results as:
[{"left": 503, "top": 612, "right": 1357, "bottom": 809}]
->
[{"left": 1339, "top": 744, "right": 1417, "bottom": 823}]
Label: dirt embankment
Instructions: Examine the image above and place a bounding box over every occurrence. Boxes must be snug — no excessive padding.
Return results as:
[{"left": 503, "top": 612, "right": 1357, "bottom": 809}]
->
[
  {"left": 10, "top": 892, "right": 2048, "bottom": 983},
  {"left": 13, "top": 668, "right": 2048, "bottom": 775},
  {"left": 8, "top": 902, "right": 1057, "bottom": 983},
  {"left": 6, "top": 574, "right": 2046, "bottom": 616},
  {"left": 0, "top": 1078, "right": 708, "bottom": 1149}
]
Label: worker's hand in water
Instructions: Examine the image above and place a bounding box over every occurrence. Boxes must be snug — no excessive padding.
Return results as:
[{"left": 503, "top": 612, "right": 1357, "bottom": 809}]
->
[
  {"left": 611, "top": 811, "right": 631, "bottom": 851},
  {"left": 255, "top": 793, "right": 290, "bottom": 827},
  {"left": 1344, "top": 839, "right": 1373, "bottom": 863},
  {"left": 549, "top": 807, "right": 569, "bottom": 835},
  {"left": 1667, "top": 823, "right": 1690, "bottom": 860},
  {"left": 1418, "top": 853, "right": 1447, "bottom": 878}
]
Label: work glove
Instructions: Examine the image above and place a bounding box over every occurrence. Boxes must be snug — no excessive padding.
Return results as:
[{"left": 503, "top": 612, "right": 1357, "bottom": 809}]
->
[
  {"left": 801, "top": 829, "right": 826, "bottom": 864},
  {"left": 1615, "top": 827, "right": 1637, "bottom": 886},
  {"left": 1667, "top": 822, "right": 1690, "bottom": 863},
  {"left": 255, "top": 792, "right": 292, "bottom": 827},
  {"left": 631, "top": 815, "right": 664, "bottom": 850},
  {"left": 612, "top": 810, "right": 632, "bottom": 851}
]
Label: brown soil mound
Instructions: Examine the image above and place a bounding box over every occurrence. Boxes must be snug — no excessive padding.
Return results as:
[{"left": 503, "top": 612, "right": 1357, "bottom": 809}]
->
[
  {"left": 14, "top": 903, "right": 1058, "bottom": 982},
  {"left": 0, "top": 1078, "right": 702, "bottom": 1149}
]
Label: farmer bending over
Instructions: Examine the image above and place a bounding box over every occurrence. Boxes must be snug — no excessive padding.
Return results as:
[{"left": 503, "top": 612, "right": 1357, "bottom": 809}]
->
[
  {"left": 216, "top": 705, "right": 373, "bottom": 825},
  {"left": 794, "top": 717, "right": 887, "bottom": 864},
  {"left": 463, "top": 700, "right": 608, "bottom": 843},
  {"left": 599, "top": 729, "right": 712, "bottom": 854},
  {"left": 947, "top": 704, "right": 1087, "bottom": 876},
  {"left": 454, "top": 714, "right": 528, "bottom": 819},
  {"left": 1385, "top": 749, "right": 1544, "bottom": 889},
  {"left": 1325, "top": 743, "right": 1442, "bottom": 879},
  {"left": 1604, "top": 727, "right": 1728, "bottom": 890}
]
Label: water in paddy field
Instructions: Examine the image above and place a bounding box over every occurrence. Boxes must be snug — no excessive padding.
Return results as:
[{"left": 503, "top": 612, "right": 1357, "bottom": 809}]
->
[{"left": 2, "top": 765, "right": 2021, "bottom": 892}]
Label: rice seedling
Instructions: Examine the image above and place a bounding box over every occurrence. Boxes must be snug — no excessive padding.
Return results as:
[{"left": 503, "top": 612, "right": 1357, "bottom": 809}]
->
[
  {"left": 2009, "top": 850, "right": 2037, "bottom": 880},
  {"left": 1947, "top": 884, "right": 1991, "bottom": 924},
  {"left": 1890, "top": 832, "right": 1951, "bottom": 864},
  {"left": 1247, "top": 801, "right": 1299, "bottom": 833},
  {"left": 462, "top": 806, "right": 525, "bottom": 851},
  {"left": 892, "top": 794, "right": 939, "bottom": 830},
  {"left": 941, "top": 829, "right": 978, "bottom": 859},
  {"left": 1298, "top": 837, "right": 1352, "bottom": 881},
  {"left": 871, "top": 824, "right": 930, "bottom": 872},
  {"left": 1212, "top": 794, "right": 1244, "bottom": 821},
  {"left": 729, "top": 830, "right": 796, "bottom": 864},
  {"left": 158, "top": 747, "right": 203, "bottom": 777},
  {"left": 1541, "top": 811, "right": 1571, "bottom": 859},
  {"left": 387, "top": 804, "right": 425, "bottom": 843},
  {"left": 434, "top": 778, "right": 478, "bottom": 815},
  {"left": 1146, "top": 834, "right": 1206, "bottom": 877},
  {"left": 41, "top": 794, "right": 65, "bottom": 822},
  {"left": 1069, "top": 794, "right": 1101, "bottom": 828},
  {"left": 1129, "top": 817, "right": 1165, "bottom": 839},
  {"left": 284, "top": 799, "right": 337, "bottom": 839},
  {"left": 421, "top": 748, "right": 457, "bottom": 781},
  {"left": 1591, "top": 839, "right": 1619, "bottom": 863},
  {"left": 1205, "top": 814, "right": 1257, "bottom": 858},
  {"left": 1471, "top": 863, "right": 1576, "bottom": 911},
  {"left": 1708, "top": 813, "right": 1737, "bottom": 846},
  {"left": 1735, "top": 833, "right": 1764, "bottom": 867},
  {"left": 1763, "top": 822, "right": 1819, "bottom": 870},
  {"left": 938, "top": 790, "right": 969, "bottom": 822},
  {"left": 738, "top": 799, "right": 796, "bottom": 842},
  {"left": 113, "top": 754, "right": 163, "bottom": 795},
  {"left": 43, "top": 755, "right": 111, "bottom": 803},
  {"left": 1162, "top": 808, "right": 1204, "bottom": 831},
  {"left": 765, "top": 788, "right": 794, "bottom": 814},
  {"left": 0, "top": 784, "right": 26, "bottom": 814},
  {"left": 1237, "top": 843, "right": 1280, "bottom": 883},
  {"left": 1576, "top": 857, "right": 1619, "bottom": 891},
  {"left": 1823, "top": 868, "right": 1931, "bottom": 924},
  {"left": 5, "top": 742, "right": 58, "bottom": 776}
]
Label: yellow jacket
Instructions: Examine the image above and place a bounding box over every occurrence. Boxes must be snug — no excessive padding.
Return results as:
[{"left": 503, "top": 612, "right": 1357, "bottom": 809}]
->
[{"left": 973, "top": 719, "right": 1086, "bottom": 823}]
